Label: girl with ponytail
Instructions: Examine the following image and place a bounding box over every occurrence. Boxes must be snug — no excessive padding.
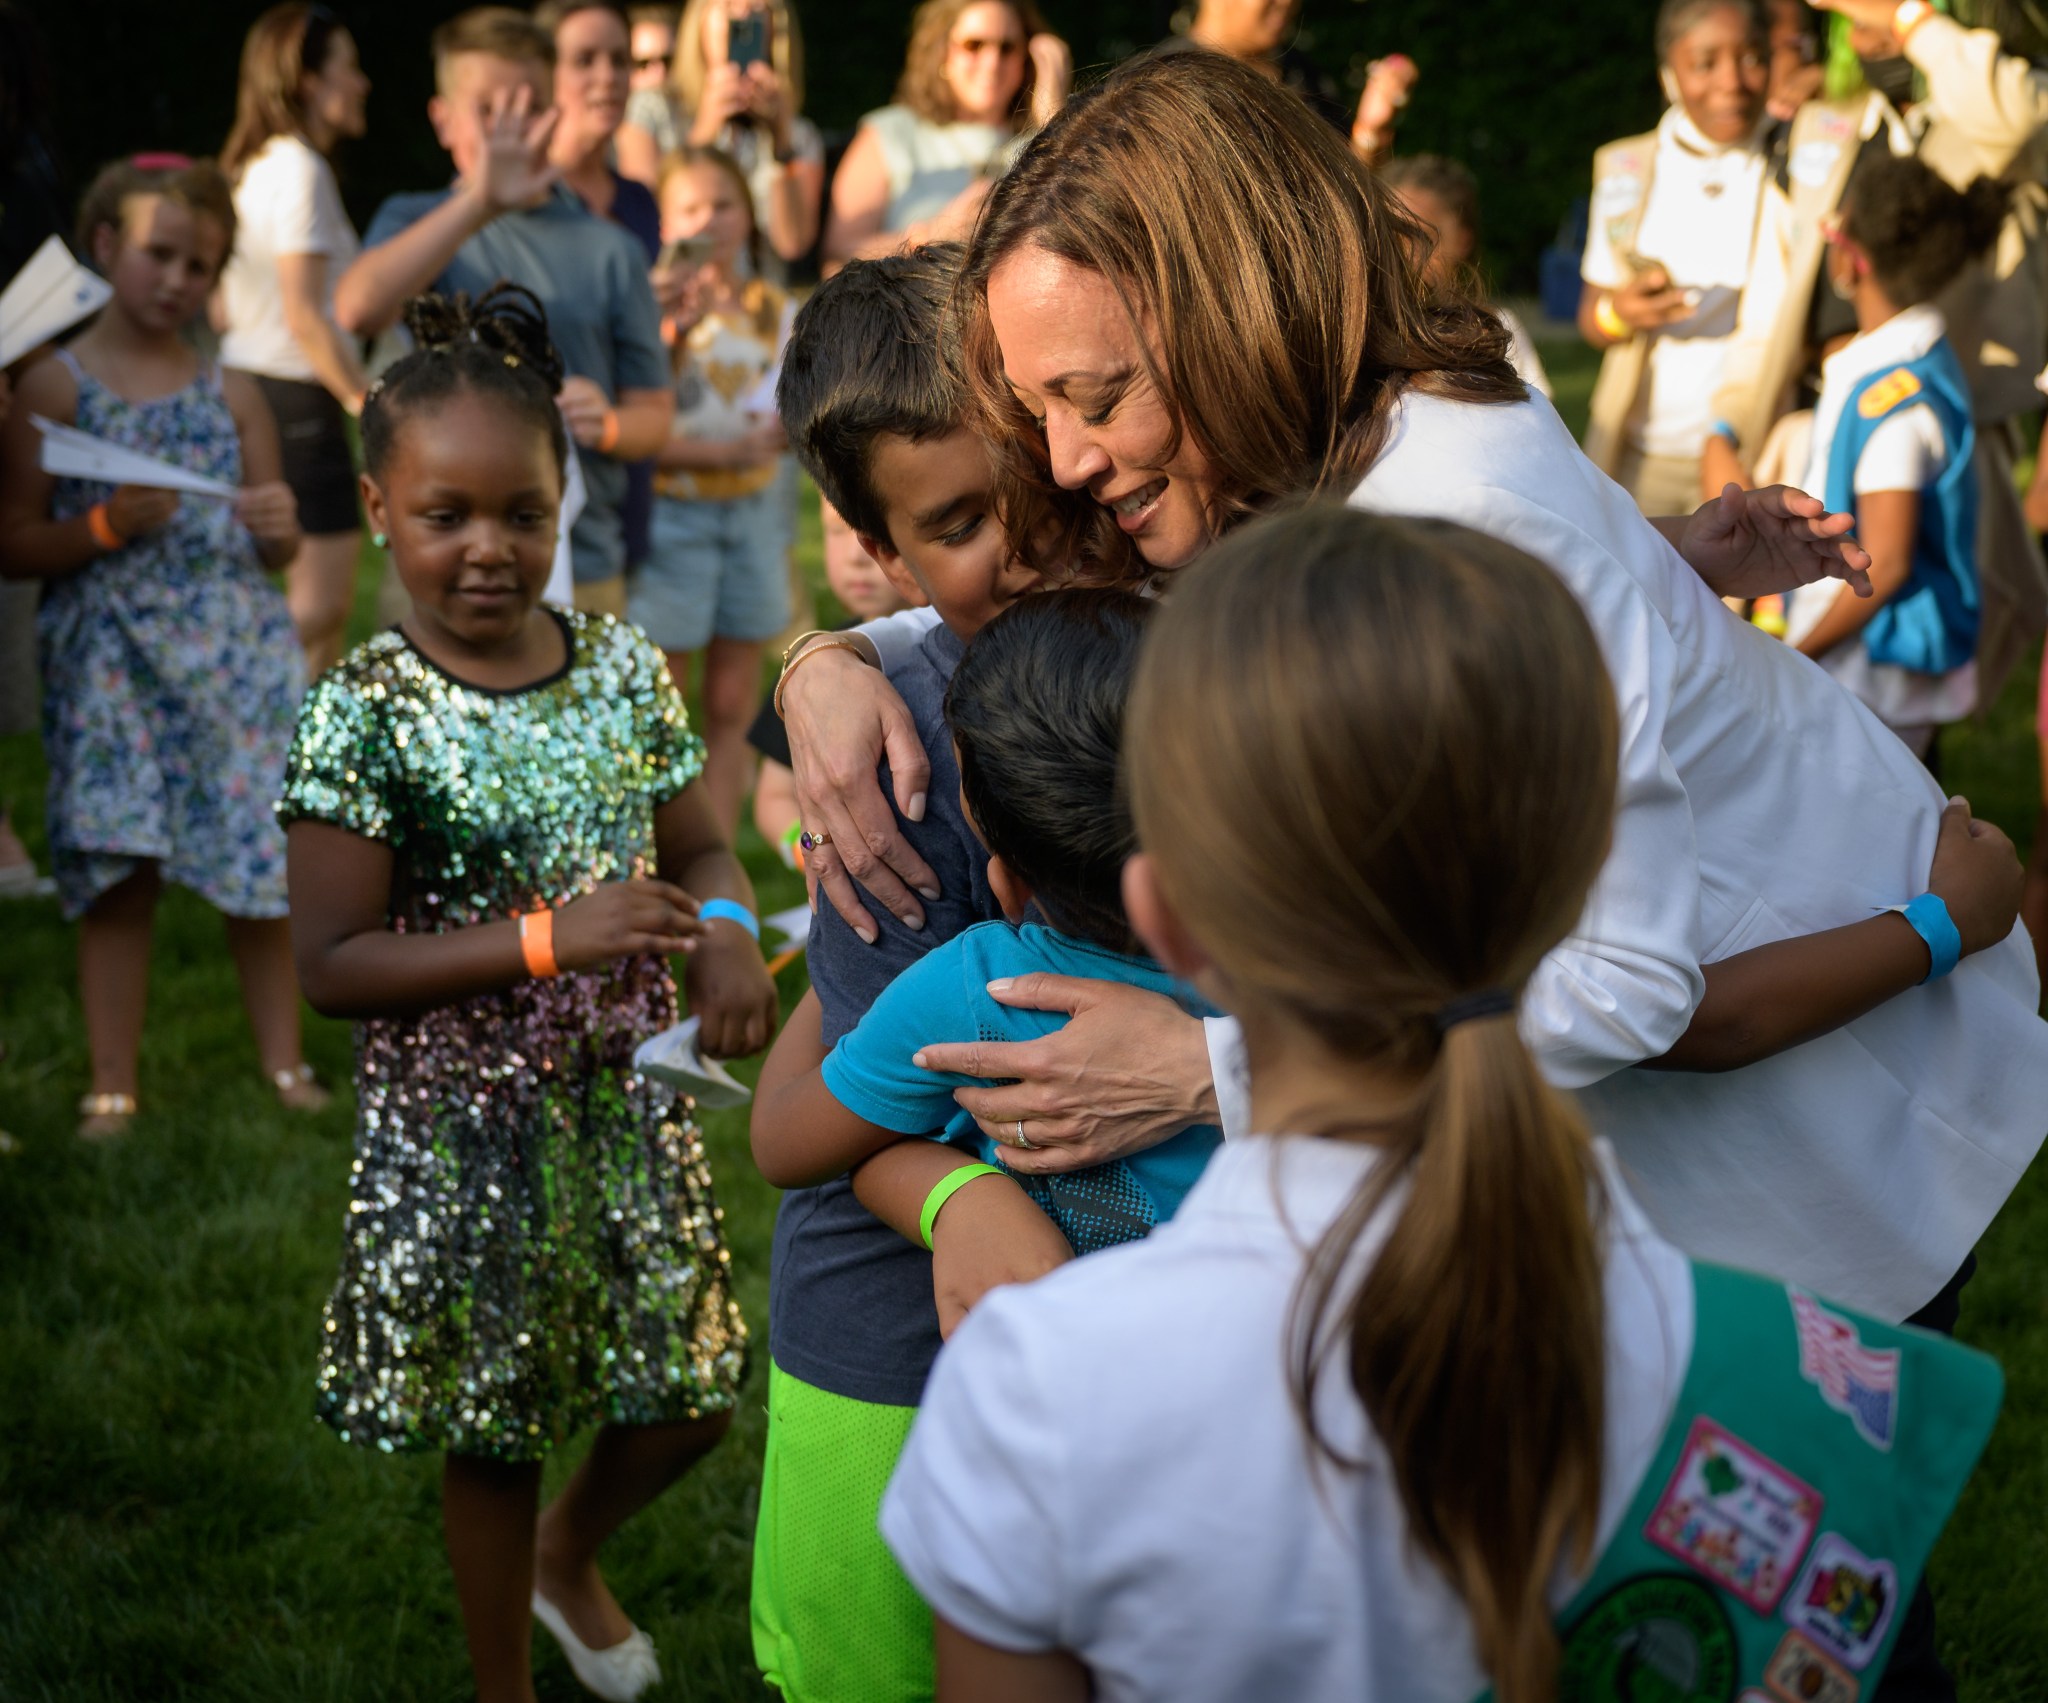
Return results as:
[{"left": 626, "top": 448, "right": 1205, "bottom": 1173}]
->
[{"left": 877, "top": 504, "right": 2003, "bottom": 1703}]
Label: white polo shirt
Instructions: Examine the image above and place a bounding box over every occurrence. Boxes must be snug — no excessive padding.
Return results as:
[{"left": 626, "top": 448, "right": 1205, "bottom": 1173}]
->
[
  {"left": 220, "top": 135, "right": 360, "bottom": 385},
  {"left": 881, "top": 1135, "right": 1692, "bottom": 1701}
]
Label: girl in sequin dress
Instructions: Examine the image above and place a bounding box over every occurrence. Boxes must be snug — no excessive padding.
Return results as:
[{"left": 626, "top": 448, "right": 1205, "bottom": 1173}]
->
[
  {"left": 277, "top": 287, "right": 778, "bottom": 1703},
  {"left": 0, "top": 156, "right": 316, "bottom": 1142}
]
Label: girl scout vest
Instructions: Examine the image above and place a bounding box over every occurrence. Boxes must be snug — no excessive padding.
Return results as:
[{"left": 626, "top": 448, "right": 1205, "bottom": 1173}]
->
[
  {"left": 1478, "top": 1261, "right": 2001, "bottom": 1703},
  {"left": 1822, "top": 338, "right": 1979, "bottom": 674}
]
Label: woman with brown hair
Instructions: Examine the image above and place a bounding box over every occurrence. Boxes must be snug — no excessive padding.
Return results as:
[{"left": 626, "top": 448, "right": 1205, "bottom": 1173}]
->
[
  {"left": 217, "top": 2, "right": 370, "bottom": 676},
  {"left": 777, "top": 51, "right": 2048, "bottom": 1349},
  {"left": 876, "top": 504, "right": 2003, "bottom": 1703},
  {"left": 820, "top": 0, "right": 1070, "bottom": 272}
]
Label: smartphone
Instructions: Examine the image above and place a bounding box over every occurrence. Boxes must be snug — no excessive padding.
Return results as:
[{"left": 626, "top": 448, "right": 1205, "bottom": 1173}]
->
[
  {"left": 658, "top": 234, "right": 717, "bottom": 271},
  {"left": 726, "top": 11, "right": 770, "bottom": 68}
]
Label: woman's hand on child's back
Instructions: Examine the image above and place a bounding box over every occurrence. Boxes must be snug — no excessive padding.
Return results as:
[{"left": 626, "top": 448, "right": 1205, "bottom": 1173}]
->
[
  {"left": 930, "top": 1171, "right": 1074, "bottom": 1339},
  {"left": 685, "top": 925, "right": 779, "bottom": 1059},
  {"left": 1929, "top": 795, "right": 2025, "bottom": 957},
  {"left": 107, "top": 483, "right": 180, "bottom": 541},
  {"left": 235, "top": 480, "right": 299, "bottom": 548},
  {"left": 554, "top": 878, "right": 706, "bottom": 972}
]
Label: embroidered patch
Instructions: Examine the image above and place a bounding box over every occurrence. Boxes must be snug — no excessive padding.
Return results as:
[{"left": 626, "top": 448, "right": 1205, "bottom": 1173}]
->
[
  {"left": 1856, "top": 368, "right": 1923, "bottom": 421},
  {"left": 1558, "top": 1574, "right": 1738, "bottom": 1703},
  {"left": 1764, "top": 1628, "right": 1860, "bottom": 1703},
  {"left": 1784, "top": 1534, "right": 1898, "bottom": 1670},
  {"left": 1790, "top": 141, "right": 1841, "bottom": 189},
  {"left": 1596, "top": 172, "right": 1644, "bottom": 211},
  {"left": 1789, "top": 1289, "right": 1900, "bottom": 1450},
  {"left": 1646, "top": 1418, "right": 1822, "bottom": 1613}
]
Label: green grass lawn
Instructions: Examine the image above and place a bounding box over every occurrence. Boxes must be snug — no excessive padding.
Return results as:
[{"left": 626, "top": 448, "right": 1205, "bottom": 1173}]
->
[{"left": 4, "top": 355, "right": 2048, "bottom": 1698}]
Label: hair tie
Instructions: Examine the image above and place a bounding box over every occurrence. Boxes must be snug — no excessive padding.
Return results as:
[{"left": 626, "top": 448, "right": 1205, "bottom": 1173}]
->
[
  {"left": 130, "top": 152, "right": 193, "bottom": 171},
  {"left": 1433, "top": 989, "right": 1516, "bottom": 1035}
]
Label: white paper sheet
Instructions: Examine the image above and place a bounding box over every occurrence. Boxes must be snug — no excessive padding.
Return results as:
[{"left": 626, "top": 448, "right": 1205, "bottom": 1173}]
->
[
  {"left": 0, "top": 237, "right": 112, "bottom": 368},
  {"left": 32, "top": 414, "right": 237, "bottom": 498},
  {"left": 542, "top": 444, "right": 587, "bottom": 607},
  {"left": 763, "top": 903, "right": 812, "bottom": 946},
  {"left": 739, "top": 361, "right": 782, "bottom": 418},
  {"left": 631, "top": 1016, "right": 753, "bottom": 1108}
]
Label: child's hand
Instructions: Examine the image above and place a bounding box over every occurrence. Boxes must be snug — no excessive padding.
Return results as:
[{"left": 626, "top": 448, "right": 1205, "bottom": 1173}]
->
[
  {"left": 554, "top": 879, "right": 706, "bottom": 971},
  {"left": 557, "top": 376, "right": 614, "bottom": 450},
  {"left": 107, "top": 484, "right": 180, "bottom": 540},
  {"left": 235, "top": 480, "right": 299, "bottom": 546},
  {"left": 684, "top": 924, "right": 779, "bottom": 1058},
  {"left": 929, "top": 1170, "right": 1073, "bottom": 1338},
  {"left": 728, "top": 419, "right": 785, "bottom": 467},
  {"left": 1928, "top": 795, "right": 2024, "bottom": 957}
]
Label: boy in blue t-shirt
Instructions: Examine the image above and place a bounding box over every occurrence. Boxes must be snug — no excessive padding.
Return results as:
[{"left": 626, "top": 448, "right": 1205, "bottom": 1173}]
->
[{"left": 757, "top": 590, "right": 1224, "bottom": 1253}]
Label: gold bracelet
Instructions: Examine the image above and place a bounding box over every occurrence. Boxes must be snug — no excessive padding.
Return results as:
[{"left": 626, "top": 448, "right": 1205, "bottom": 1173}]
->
[
  {"left": 1593, "top": 292, "right": 1630, "bottom": 342},
  {"left": 773, "top": 633, "right": 874, "bottom": 720}
]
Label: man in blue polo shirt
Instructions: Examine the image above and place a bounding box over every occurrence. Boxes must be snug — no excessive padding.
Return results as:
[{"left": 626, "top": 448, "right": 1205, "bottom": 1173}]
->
[{"left": 334, "top": 6, "right": 671, "bottom": 616}]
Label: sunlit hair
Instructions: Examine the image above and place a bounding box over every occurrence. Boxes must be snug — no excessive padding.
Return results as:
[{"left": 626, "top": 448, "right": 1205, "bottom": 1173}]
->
[
  {"left": 360, "top": 283, "right": 569, "bottom": 480},
  {"left": 666, "top": 0, "right": 806, "bottom": 119},
  {"left": 221, "top": 3, "right": 348, "bottom": 180},
  {"left": 533, "top": 1, "right": 631, "bottom": 42},
  {"left": 76, "top": 156, "right": 239, "bottom": 271},
  {"left": 1842, "top": 153, "right": 2008, "bottom": 308},
  {"left": 896, "top": 0, "right": 1047, "bottom": 128},
  {"left": 955, "top": 50, "right": 1524, "bottom": 585},
  {"left": 659, "top": 142, "right": 763, "bottom": 279},
  {"left": 1654, "top": 0, "right": 1768, "bottom": 61},
  {"left": 1125, "top": 504, "right": 1618, "bottom": 1703},
  {"left": 430, "top": 7, "right": 554, "bottom": 96}
]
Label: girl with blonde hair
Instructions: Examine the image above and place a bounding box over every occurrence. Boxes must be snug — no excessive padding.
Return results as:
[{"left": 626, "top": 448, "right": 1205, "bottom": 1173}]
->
[
  {"left": 879, "top": 504, "right": 2003, "bottom": 1703},
  {"left": 614, "top": 0, "right": 823, "bottom": 278},
  {"left": 820, "top": 0, "right": 1070, "bottom": 272}
]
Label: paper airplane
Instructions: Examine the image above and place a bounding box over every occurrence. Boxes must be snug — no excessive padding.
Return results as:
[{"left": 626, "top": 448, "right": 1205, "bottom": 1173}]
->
[
  {"left": 541, "top": 443, "right": 587, "bottom": 607},
  {"left": 32, "top": 414, "right": 237, "bottom": 498},
  {"left": 632, "top": 1016, "right": 753, "bottom": 1108},
  {"left": 0, "top": 237, "right": 113, "bottom": 368},
  {"left": 763, "top": 904, "right": 811, "bottom": 946}
]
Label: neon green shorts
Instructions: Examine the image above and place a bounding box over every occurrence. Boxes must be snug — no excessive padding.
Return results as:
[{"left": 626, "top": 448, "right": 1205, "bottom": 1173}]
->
[{"left": 750, "top": 1359, "right": 934, "bottom": 1701}]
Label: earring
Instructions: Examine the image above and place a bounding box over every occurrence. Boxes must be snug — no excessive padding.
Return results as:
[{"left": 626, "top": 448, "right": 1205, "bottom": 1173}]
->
[{"left": 371, "top": 531, "right": 388, "bottom": 549}]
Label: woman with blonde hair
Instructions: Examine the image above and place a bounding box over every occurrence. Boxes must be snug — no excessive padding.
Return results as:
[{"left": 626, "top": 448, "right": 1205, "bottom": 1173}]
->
[
  {"left": 217, "top": 1, "right": 371, "bottom": 674},
  {"left": 614, "top": 0, "right": 822, "bottom": 279},
  {"left": 878, "top": 503, "right": 2003, "bottom": 1703},
  {"left": 820, "top": 0, "right": 1070, "bottom": 272},
  {"left": 776, "top": 51, "right": 2048, "bottom": 1358}
]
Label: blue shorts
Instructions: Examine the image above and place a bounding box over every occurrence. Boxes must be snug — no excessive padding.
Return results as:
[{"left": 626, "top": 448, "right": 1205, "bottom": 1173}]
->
[{"left": 629, "top": 487, "right": 792, "bottom": 653}]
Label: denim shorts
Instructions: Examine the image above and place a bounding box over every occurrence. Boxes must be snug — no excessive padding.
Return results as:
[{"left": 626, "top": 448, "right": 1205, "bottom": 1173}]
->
[{"left": 629, "top": 487, "right": 792, "bottom": 653}]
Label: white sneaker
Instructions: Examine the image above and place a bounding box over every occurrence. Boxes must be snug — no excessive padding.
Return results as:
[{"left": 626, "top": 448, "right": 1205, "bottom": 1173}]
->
[{"left": 531, "top": 1588, "right": 662, "bottom": 1701}]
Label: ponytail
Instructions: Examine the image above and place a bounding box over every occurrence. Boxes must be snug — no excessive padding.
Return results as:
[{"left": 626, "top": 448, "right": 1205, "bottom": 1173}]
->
[
  {"left": 1124, "top": 504, "right": 1624, "bottom": 1703},
  {"left": 1292, "top": 1010, "right": 1606, "bottom": 1703}
]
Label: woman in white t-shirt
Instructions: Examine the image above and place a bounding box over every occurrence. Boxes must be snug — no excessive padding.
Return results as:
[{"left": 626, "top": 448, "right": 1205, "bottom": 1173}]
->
[
  {"left": 1578, "top": 0, "right": 1774, "bottom": 515},
  {"left": 776, "top": 51, "right": 2048, "bottom": 1337},
  {"left": 218, "top": 2, "right": 370, "bottom": 675},
  {"left": 820, "top": 0, "right": 1070, "bottom": 274}
]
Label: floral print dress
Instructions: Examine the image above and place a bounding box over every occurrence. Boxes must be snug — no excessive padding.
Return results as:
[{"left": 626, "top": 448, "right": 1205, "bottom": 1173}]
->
[{"left": 42, "top": 348, "right": 302, "bottom": 919}]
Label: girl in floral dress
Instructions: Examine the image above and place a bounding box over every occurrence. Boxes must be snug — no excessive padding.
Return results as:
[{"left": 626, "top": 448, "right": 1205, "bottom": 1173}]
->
[
  {"left": 0, "top": 155, "right": 314, "bottom": 1140},
  {"left": 278, "top": 286, "right": 777, "bottom": 1703}
]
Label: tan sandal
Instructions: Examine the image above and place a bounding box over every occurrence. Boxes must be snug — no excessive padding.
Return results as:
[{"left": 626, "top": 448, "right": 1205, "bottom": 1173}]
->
[
  {"left": 78, "top": 1092, "right": 137, "bottom": 1142},
  {"left": 271, "top": 1063, "right": 333, "bottom": 1113}
]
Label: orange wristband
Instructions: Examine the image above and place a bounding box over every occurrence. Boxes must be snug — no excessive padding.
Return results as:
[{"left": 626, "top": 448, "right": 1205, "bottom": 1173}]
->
[
  {"left": 86, "top": 502, "right": 126, "bottom": 552},
  {"left": 598, "top": 408, "right": 621, "bottom": 454},
  {"left": 518, "top": 907, "right": 559, "bottom": 978}
]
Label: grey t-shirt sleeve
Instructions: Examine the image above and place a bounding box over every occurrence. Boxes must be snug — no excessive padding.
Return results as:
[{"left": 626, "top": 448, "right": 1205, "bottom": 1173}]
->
[{"left": 856, "top": 607, "right": 947, "bottom": 675}]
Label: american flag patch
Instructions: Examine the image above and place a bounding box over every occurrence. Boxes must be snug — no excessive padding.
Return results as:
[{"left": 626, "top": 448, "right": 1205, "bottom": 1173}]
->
[{"left": 1789, "top": 1289, "right": 1900, "bottom": 1452}]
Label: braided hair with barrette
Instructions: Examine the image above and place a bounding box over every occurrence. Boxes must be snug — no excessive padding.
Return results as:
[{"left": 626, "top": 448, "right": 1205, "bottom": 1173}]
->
[{"left": 361, "top": 282, "right": 569, "bottom": 479}]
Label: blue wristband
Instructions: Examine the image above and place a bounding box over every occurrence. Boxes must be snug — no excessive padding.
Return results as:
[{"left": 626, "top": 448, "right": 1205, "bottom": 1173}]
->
[
  {"left": 1896, "top": 892, "right": 1962, "bottom": 982},
  {"left": 698, "top": 898, "right": 760, "bottom": 940},
  {"left": 1709, "top": 418, "right": 1740, "bottom": 447}
]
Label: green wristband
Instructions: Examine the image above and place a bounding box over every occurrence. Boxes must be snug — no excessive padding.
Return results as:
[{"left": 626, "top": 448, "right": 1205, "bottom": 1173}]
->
[{"left": 919, "top": 1162, "right": 1005, "bottom": 1250}]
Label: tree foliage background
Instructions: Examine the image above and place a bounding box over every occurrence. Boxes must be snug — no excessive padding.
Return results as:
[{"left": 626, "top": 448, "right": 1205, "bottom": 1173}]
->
[{"left": 25, "top": 0, "right": 1666, "bottom": 290}]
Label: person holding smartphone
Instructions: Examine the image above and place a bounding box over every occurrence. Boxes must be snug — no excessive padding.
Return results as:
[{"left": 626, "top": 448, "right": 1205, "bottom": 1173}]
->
[
  {"left": 616, "top": 0, "right": 823, "bottom": 284},
  {"left": 1578, "top": 0, "right": 1776, "bottom": 516},
  {"left": 822, "top": 0, "right": 1071, "bottom": 274}
]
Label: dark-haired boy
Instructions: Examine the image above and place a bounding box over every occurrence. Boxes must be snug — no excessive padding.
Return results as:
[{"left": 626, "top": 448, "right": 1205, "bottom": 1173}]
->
[{"left": 333, "top": 6, "right": 671, "bottom": 615}]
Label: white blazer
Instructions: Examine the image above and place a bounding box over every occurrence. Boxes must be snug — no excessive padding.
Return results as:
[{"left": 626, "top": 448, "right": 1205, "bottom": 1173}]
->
[{"left": 1346, "top": 391, "right": 2048, "bottom": 1319}]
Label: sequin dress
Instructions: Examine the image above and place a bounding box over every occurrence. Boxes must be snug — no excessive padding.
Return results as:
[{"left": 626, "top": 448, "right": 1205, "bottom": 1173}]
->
[
  {"left": 43, "top": 349, "right": 302, "bottom": 919},
  {"left": 277, "top": 611, "right": 747, "bottom": 1459}
]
